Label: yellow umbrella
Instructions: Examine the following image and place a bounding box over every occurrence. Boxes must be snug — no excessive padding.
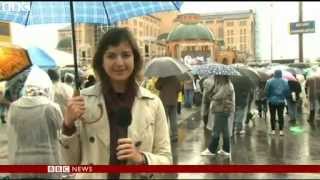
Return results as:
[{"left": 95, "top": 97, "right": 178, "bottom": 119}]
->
[{"left": 0, "top": 43, "right": 32, "bottom": 81}]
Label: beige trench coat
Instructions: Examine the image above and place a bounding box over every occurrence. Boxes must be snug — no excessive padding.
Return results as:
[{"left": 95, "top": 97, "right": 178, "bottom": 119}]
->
[{"left": 59, "top": 83, "right": 172, "bottom": 179}]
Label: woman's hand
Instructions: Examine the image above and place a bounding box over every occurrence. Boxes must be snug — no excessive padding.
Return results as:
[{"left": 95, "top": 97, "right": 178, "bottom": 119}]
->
[
  {"left": 116, "top": 138, "right": 145, "bottom": 165},
  {"left": 64, "top": 96, "right": 86, "bottom": 128}
]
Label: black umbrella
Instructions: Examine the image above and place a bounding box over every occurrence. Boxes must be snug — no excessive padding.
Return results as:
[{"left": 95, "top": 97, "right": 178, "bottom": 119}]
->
[
  {"left": 234, "top": 66, "right": 260, "bottom": 87},
  {"left": 231, "top": 75, "right": 255, "bottom": 92},
  {"left": 232, "top": 64, "right": 260, "bottom": 86},
  {"left": 256, "top": 69, "right": 271, "bottom": 83}
]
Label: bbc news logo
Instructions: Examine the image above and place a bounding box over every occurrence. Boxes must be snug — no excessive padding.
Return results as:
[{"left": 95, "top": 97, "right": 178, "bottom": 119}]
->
[
  {"left": 0, "top": 2, "right": 30, "bottom": 12},
  {"left": 48, "top": 165, "right": 93, "bottom": 173},
  {"left": 47, "top": 166, "right": 70, "bottom": 173}
]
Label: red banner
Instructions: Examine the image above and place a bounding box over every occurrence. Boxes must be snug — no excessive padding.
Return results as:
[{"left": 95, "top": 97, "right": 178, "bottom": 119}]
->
[{"left": 0, "top": 165, "right": 319, "bottom": 173}]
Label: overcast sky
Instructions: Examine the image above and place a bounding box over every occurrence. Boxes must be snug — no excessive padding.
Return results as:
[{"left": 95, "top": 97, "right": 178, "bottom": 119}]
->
[{"left": 11, "top": 1, "right": 320, "bottom": 61}]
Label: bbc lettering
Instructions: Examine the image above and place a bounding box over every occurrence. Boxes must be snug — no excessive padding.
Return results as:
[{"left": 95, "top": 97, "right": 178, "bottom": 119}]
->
[
  {"left": 47, "top": 166, "right": 70, "bottom": 173},
  {"left": 47, "top": 165, "right": 93, "bottom": 173}
]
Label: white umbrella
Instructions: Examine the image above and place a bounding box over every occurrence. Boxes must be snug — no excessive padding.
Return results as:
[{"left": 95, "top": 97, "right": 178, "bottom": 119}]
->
[{"left": 144, "top": 57, "right": 188, "bottom": 78}]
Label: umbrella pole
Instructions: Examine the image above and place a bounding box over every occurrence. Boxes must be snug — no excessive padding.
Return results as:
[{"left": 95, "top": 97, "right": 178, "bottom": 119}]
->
[{"left": 70, "top": 0, "right": 80, "bottom": 94}]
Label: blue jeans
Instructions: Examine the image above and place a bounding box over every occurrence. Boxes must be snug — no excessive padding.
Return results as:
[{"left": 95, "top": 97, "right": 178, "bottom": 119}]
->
[
  {"left": 234, "top": 104, "right": 248, "bottom": 131},
  {"left": 287, "top": 100, "right": 297, "bottom": 122},
  {"left": 208, "top": 112, "right": 231, "bottom": 153},
  {"left": 165, "top": 105, "right": 178, "bottom": 142},
  {"left": 184, "top": 89, "right": 194, "bottom": 108}
]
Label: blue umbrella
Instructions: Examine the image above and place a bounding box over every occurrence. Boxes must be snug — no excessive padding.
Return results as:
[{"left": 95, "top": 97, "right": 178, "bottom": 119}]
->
[
  {"left": 27, "top": 47, "right": 56, "bottom": 70},
  {"left": 193, "top": 63, "right": 241, "bottom": 76},
  {"left": 0, "top": 1, "right": 183, "bottom": 90}
]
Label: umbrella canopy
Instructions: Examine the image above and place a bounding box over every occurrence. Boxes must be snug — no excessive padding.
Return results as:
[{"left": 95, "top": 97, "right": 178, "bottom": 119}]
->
[
  {"left": 193, "top": 63, "right": 241, "bottom": 76},
  {"left": 0, "top": 43, "right": 32, "bottom": 81},
  {"left": 267, "top": 64, "right": 304, "bottom": 75},
  {"left": 304, "top": 66, "right": 320, "bottom": 78},
  {"left": 144, "top": 57, "right": 188, "bottom": 78},
  {"left": 266, "top": 69, "right": 297, "bottom": 81},
  {"left": 256, "top": 69, "right": 271, "bottom": 82},
  {"left": 177, "top": 71, "right": 194, "bottom": 81},
  {"left": 247, "top": 62, "right": 270, "bottom": 68},
  {"left": 282, "top": 71, "right": 297, "bottom": 81},
  {"left": 231, "top": 74, "right": 255, "bottom": 93},
  {"left": 285, "top": 67, "right": 304, "bottom": 75},
  {"left": 0, "top": 1, "right": 183, "bottom": 90},
  {"left": 231, "top": 64, "right": 260, "bottom": 86},
  {"left": 288, "top": 63, "right": 311, "bottom": 69},
  {"left": 45, "top": 49, "right": 74, "bottom": 67},
  {"left": 27, "top": 47, "right": 56, "bottom": 70},
  {"left": 0, "top": 2, "right": 183, "bottom": 25}
]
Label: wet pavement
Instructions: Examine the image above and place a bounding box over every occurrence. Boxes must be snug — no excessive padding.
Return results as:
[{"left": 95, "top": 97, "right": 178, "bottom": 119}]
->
[
  {"left": 175, "top": 108, "right": 320, "bottom": 179},
  {"left": 1, "top": 105, "right": 320, "bottom": 179}
]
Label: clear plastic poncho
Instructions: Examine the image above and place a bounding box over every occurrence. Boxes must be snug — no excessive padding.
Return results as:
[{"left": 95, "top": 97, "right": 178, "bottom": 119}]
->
[{"left": 7, "top": 66, "right": 63, "bottom": 179}]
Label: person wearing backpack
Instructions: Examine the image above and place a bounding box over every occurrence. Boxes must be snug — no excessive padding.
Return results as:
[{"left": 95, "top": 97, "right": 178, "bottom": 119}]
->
[{"left": 265, "top": 70, "right": 289, "bottom": 136}]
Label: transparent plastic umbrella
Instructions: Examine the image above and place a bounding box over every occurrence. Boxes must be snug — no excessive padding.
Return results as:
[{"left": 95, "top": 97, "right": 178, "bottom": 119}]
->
[{"left": 193, "top": 63, "right": 241, "bottom": 76}]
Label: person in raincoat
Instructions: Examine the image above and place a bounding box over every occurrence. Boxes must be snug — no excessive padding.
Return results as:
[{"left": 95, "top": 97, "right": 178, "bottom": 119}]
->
[
  {"left": 305, "top": 73, "right": 320, "bottom": 125},
  {"left": 144, "top": 77, "right": 159, "bottom": 96},
  {"left": 84, "top": 74, "right": 96, "bottom": 88},
  {"left": 59, "top": 28, "right": 171, "bottom": 179},
  {"left": 177, "top": 90, "right": 183, "bottom": 115},
  {"left": 287, "top": 75, "right": 302, "bottom": 125},
  {"left": 47, "top": 69, "right": 73, "bottom": 116},
  {"left": 155, "top": 76, "right": 181, "bottom": 143},
  {"left": 201, "top": 75, "right": 235, "bottom": 157},
  {"left": 255, "top": 81, "right": 268, "bottom": 119},
  {"left": 234, "top": 87, "right": 251, "bottom": 135},
  {"left": 193, "top": 75, "right": 202, "bottom": 106},
  {"left": 64, "top": 72, "right": 75, "bottom": 88},
  {"left": 7, "top": 65, "right": 63, "bottom": 179},
  {"left": 183, "top": 79, "right": 194, "bottom": 108},
  {"left": 0, "top": 82, "right": 10, "bottom": 124},
  {"left": 265, "top": 70, "right": 289, "bottom": 136},
  {"left": 201, "top": 76, "right": 214, "bottom": 129}
]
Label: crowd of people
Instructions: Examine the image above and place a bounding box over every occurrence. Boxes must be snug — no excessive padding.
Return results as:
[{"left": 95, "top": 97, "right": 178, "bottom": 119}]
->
[
  {"left": 197, "top": 65, "right": 320, "bottom": 157},
  {"left": 0, "top": 27, "right": 319, "bottom": 179}
]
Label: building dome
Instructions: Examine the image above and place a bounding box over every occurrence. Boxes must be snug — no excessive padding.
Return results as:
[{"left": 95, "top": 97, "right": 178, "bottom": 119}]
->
[{"left": 167, "top": 23, "right": 214, "bottom": 42}]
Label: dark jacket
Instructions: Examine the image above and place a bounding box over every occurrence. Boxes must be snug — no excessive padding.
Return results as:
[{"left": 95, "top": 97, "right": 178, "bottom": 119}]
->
[
  {"left": 265, "top": 70, "right": 289, "bottom": 105},
  {"left": 288, "top": 80, "right": 301, "bottom": 101},
  {"left": 155, "top": 76, "right": 181, "bottom": 106}
]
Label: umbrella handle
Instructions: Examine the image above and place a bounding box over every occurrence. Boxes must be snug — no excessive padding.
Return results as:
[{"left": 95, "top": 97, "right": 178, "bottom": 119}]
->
[{"left": 73, "top": 89, "right": 80, "bottom": 97}]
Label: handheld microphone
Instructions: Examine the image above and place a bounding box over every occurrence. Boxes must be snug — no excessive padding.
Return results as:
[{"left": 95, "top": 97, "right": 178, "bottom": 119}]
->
[
  {"left": 115, "top": 107, "right": 132, "bottom": 165},
  {"left": 116, "top": 107, "right": 132, "bottom": 130}
]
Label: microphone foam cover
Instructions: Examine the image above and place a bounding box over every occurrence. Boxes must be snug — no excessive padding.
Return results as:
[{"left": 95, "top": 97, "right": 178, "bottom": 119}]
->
[{"left": 116, "top": 107, "right": 132, "bottom": 128}]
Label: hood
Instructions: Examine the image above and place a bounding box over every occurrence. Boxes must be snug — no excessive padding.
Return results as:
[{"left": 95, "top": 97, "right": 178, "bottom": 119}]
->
[
  {"left": 22, "top": 65, "right": 54, "bottom": 100},
  {"left": 274, "top": 70, "right": 282, "bottom": 78}
]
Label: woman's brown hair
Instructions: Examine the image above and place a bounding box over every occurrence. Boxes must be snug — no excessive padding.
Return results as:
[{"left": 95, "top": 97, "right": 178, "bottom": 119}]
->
[{"left": 92, "top": 27, "right": 143, "bottom": 110}]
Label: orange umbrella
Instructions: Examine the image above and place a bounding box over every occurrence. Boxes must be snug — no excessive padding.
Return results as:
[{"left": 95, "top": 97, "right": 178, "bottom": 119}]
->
[{"left": 0, "top": 43, "right": 32, "bottom": 81}]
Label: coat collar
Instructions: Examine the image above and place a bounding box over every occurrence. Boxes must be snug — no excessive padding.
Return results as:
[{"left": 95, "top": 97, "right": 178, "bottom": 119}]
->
[
  {"left": 81, "top": 82, "right": 154, "bottom": 99},
  {"left": 80, "top": 82, "right": 156, "bottom": 150}
]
